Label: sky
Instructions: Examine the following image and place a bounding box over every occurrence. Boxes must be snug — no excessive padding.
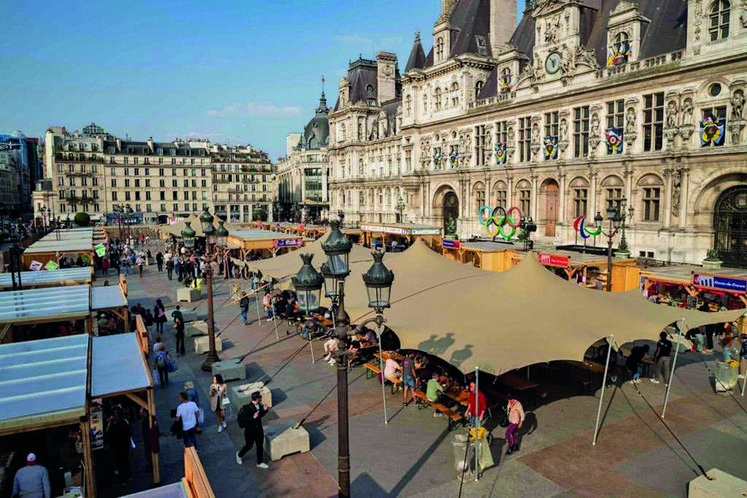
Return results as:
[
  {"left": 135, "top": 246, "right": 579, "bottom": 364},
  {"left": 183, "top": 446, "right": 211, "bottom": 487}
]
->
[{"left": 0, "top": 0, "right": 525, "bottom": 160}]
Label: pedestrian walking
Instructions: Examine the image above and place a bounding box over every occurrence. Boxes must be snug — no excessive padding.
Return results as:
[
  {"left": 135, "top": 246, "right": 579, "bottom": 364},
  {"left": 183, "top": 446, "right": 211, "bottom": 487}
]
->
[
  {"left": 153, "top": 339, "right": 169, "bottom": 386},
  {"left": 12, "top": 453, "right": 50, "bottom": 498},
  {"left": 171, "top": 305, "right": 183, "bottom": 323},
  {"left": 136, "top": 254, "right": 144, "bottom": 277},
  {"left": 402, "top": 352, "right": 416, "bottom": 406},
  {"left": 154, "top": 299, "right": 166, "bottom": 334},
  {"left": 210, "top": 374, "right": 228, "bottom": 432},
  {"left": 505, "top": 394, "right": 525, "bottom": 455},
  {"left": 651, "top": 331, "right": 672, "bottom": 385},
  {"left": 176, "top": 391, "right": 199, "bottom": 448},
  {"left": 239, "top": 291, "right": 250, "bottom": 325},
  {"left": 175, "top": 317, "right": 185, "bottom": 357},
  {"left": 156, "top": 251, "right": 164, "bottom": 272},
  {"left": 236, "top": 392, "right": 269, "bottom": 468},
  {"left": 166, "top": 258, "right": 174, "bottom": 280},
  {"left": 102, "top": 257, "right": 110, "bottom": 276}
]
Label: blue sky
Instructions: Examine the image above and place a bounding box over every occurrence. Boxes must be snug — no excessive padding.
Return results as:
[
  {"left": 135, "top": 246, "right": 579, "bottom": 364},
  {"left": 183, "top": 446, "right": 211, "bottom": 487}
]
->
[{"left": 0, "top": 0, "right": 525, "bottom": 160}]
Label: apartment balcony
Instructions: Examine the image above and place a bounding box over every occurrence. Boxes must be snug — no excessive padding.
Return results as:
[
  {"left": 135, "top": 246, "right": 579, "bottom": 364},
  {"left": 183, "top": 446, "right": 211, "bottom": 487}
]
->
[{"left": 64, "top": 170, "right": 93, "bottom": 177}]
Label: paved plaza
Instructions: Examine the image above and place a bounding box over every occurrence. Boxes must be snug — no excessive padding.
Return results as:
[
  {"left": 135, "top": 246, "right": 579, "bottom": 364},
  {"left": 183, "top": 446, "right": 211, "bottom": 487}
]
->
[{"left": 99, "top": 260, "right": 747, "bottom": 498}]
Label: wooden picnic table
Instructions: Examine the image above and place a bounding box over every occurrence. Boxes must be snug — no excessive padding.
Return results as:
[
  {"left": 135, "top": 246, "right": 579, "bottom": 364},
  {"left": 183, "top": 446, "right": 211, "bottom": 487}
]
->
[
  {"left": 564, "top": 360, "right": 606, "bottom": 376},
  {"left": 374, "top": 351, "right": 404, "bottom": 362},
  {"left": 498, "top": 371, "right": 539, "bottom": 391},
  {"left": 436, "top": 375, "right": 470, "bottom": 406}
]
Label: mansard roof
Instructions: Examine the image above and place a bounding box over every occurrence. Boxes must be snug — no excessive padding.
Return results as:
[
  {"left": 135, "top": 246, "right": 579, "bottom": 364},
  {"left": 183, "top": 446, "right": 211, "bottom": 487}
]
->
[{"left": 405, "top": 33, "right": 427, "bottom": 72}]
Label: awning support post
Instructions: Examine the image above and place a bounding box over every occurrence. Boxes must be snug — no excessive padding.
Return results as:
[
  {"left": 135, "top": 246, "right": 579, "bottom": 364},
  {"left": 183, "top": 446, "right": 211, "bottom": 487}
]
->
[
  {"left": 592, "top": 334, "right": 614, "bottom": 446},
  {"left": 661, "top": 319, "right": 685, "bottom": 418}
]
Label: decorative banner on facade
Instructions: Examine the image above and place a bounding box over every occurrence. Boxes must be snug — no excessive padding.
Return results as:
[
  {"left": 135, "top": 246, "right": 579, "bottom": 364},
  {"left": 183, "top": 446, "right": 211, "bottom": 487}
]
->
[
  {"left": 45, "top": 260, "right": 59, "bottom": 270},
  {"left": 499, "top": 73, "right": 513, "bottom": 94},
  {"left": 605, "top": 128, "right": 623, "bottom": 153},
  {"left": 543, "top": 136, "right": 558, "bottom": 160},
  {"left": 700, "top": 116, "right": 725, "bottom": 146},
  {"left": 692, "top": 272, "right": 747, "bottom": 294},
  {"left": 538, "top": 253, "right": 570, "bottom": 268},
  {"left": 607, "top": 42, "right": 631, "bottom": 67},
  {"left": 573, "top": 215, "right": 602, "bottom": 240},
  {"left": 95, "top": 244, "right": 106, "bottom": 257},
  {"left": 275, "top": 238, "right": 302, "bottom": 247},
  {"left": 494, "top": 142, "right": 507, "bottom": 164},
  {"left": 432, "top": 149, "right": 442, "bottom": 167},
  {"left": 449, "top": 150, "right": 459, "bottom": 168},
  {"left": 29, "top": 260, "right": 43, "bottom": 271},
  {"left": 443, "top": 239, "right": 461, "bottom": 249}
]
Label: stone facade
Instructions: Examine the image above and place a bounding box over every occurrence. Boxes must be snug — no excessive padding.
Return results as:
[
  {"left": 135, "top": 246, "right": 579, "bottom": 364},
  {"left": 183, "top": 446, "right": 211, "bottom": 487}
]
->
[
  {"left": 328, "top": 0, "right": 747, "bottom": 266},
  {"left": 41, "top": 124, "right": 273, "bottom": 224}
]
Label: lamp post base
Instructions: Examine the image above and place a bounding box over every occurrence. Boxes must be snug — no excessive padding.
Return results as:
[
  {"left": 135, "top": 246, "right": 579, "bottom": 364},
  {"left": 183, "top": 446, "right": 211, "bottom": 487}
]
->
[{"left": 201, "top": 352, "right": 221, "bottom": 372}]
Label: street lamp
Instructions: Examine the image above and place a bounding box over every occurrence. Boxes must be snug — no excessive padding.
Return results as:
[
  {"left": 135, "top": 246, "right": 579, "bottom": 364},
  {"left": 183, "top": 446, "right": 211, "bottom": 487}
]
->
[
  {"left": 181, "top": 221, "right": 196, "bottom": 251},
  {"left": 396, "top": 195, "right": 405, "bottom": 223},
  {"left": 291, "top": 253, "right": 324, "bottom": 313},
  {"left": 198, "top": 208, "right": 221, "bottom": 372},
  {"left": 216, "top": 220, "right": 230, "bottom": 279},
  {"left": 617, "top": 199, "right": 635, "bottom": 255},
  {"left": 321, "top": 220, "right": 352, "bottom": 324},
  {"left": 596, "top": 208, "right": 623, "bottom": 292}
]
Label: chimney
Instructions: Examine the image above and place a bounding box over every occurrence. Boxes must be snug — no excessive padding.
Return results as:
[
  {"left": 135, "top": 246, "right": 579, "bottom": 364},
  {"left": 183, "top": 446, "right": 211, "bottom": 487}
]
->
[
  {"left": 376, "top": 52, "right": 398, "bottom": 104},
  {"left": 147, "top": 136, "right": 154, "bottom": 153},
  {"left": 115, "top": 137, "right": 122, "bottom": 151},
  {"left": 490, "top": 0, "right": 516, "bottom": 56}
]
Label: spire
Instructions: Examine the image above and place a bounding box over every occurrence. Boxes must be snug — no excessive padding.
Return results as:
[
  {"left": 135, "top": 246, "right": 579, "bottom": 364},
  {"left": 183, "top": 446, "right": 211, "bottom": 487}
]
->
[
  {"left": 405, "top": 29, "right": 427, "bottom": 73},
  {"left": 316, "top": 77, "right": 328, "bottom": 115}
]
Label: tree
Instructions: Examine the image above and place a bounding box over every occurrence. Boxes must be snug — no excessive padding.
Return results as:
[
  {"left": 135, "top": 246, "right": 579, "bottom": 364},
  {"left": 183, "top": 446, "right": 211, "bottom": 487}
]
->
[
  {"left": 74, "top": 212, "right": 90, "bottom": 227},
  {"left": 253, "top": 208, "right": 268, "bottom": 222}
]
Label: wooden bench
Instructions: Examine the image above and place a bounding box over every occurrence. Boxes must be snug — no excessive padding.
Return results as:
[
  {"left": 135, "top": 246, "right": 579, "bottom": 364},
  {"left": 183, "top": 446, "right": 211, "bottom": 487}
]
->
[
  {"left": 364, "top": 362, "right": 381, "bottom": 380},
  {"left": 412, "top": 389, "right": 429, "bottom": 409},
  {"left": 432, "top": 403, "right": 464, "bottom": 430}
]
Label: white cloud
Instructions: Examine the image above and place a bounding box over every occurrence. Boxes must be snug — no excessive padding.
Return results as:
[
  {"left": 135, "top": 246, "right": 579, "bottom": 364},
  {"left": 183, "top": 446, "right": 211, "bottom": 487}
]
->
[{"left": 207, "top": 102, "right": 303, "bottom": 119}]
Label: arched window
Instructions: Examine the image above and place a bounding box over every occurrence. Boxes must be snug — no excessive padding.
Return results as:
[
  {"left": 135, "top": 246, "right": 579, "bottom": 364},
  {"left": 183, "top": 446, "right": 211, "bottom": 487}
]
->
[
  {"left": 475, "top": 80, "right": 484, "bottom": 100},
  {"left": 473, "top": 182, "right": 485, "bottom": 216},
  {"left": 451, "top": 82, "right": 460, "bottom": 107},
  {"left": 434, "top": 88, "right": 442, "bottom": 111},
  {"left": 516, "top": 179, "right": 531, "bottom": 214},
  {"left": 710, "top": 0, "right": 730, "bottom": 41},
  {"left": 611, "top": 32, "right": 630, "bottom": 65},
  {"left": 637, "top": 174, "right": 664, "bottom": 222},
  {"left": 569, "top": 177, "right": 589, "bottom": 218},
  {"left": 601, "top": 175, "right": 624, "bottom": 213},
  {"left": 436, "top": 37, "right": 444, "bottom": 62}
]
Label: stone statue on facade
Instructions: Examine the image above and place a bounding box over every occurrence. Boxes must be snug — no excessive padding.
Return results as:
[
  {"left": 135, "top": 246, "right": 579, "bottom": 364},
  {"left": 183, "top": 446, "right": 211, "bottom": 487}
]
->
[
  {"left": 731, "top": 90, "right": 745, "bottom": 120},
  {"left": 666, "top": 100, "right": 679, "bottom": 129},
  {"left": 445, "top": 216, "right": 457, "bottom": 236}
]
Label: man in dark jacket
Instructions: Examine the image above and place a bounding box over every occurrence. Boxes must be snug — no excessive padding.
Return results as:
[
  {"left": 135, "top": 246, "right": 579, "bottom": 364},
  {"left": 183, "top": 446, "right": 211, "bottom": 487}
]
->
[
  {"left": 156, "top": 251, "right": 164, "bottom": 272},
  {"left": 239, "top": 292, "right": 250, "bottom": 325},
  {"left": 236, "top": 392, "right": 269, "bottom": 468}
]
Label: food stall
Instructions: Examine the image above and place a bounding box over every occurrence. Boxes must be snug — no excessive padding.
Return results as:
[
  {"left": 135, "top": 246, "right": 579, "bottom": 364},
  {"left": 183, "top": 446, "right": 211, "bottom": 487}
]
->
[
  {"left": 640, "top": 265, "right": 747, "bottom": 310},
  {"left": 0, "top": 267, "right": 92, "bottom": 290},
  {"left": 360, "top": 223, "right": 442, "bottom": 251},
  {"left": 227, "top": 229, "right": 305, "bottom": 260}
]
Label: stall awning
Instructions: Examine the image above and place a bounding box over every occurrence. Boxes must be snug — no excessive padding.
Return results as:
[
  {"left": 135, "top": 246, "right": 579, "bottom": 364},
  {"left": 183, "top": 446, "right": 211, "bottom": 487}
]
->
[
  {"left": 91, "top": 285, "right": 127, "bottom": 311},
  {"left": 0, "top": 286, "right": 90, "bottom": 325},
  {"left": 24, "top": 240, "right": 93, "bottom": 254},
  {"left": 91, "top": 333, "right": 151, "bottom": 398},
  {"left": 0, "top": 267, "right": 92, "bottom": 290},
  {"left": 0, "top": 335, "right": 88, "bottom": 434}
]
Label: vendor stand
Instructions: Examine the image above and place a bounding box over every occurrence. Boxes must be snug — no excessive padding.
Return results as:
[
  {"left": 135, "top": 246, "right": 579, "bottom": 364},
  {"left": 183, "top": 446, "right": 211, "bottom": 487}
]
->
[
  {"left": 91, "top": 285, "right": 130, "bottom": 334},
  {"left": 441, "top": 240, "right": 513, "bottom": 272},
  {"left": 640, "top": 265, "right": 747, "bottom": 311},
  {"left": 0, "top": 267, "right": 92, "bottom": 290},
  {"left": 22, "top": 229, "right": 95, "bottom": 270},
  {"left": 227, "top": 229, "right": 304, "bottom": 260},
  {"left": 360, "top": 223, "right": 441, "bottom": 251}
]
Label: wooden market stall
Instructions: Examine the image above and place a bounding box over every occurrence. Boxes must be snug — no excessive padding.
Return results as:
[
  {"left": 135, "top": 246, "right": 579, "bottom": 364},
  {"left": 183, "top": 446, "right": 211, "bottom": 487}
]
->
[
  {"left": 0, "top": 285, "right": 92, "bottom": 343},
  {"left": 121, "top": 447, "right": 214, "bottom": 498},
  {"left": 227, "top": 229, "right": 305, "bottom": 259},
  {"left": 91, "top": 285, "right": 130, "bottom": 333},
  {"left": 441, "top": 239, "right": 513, "bottom": 272},
  {"left": 360, "top": 223, "right": 442, "bottom": 251},
  {"left": 640, "top": 265, "right": 747, "bottom": 310},
  {"left": 22, "top": 229, "right": 95, "bottom": 270},
  {"left": 0, "top": 267, "right": 93, "bottom": 290}
]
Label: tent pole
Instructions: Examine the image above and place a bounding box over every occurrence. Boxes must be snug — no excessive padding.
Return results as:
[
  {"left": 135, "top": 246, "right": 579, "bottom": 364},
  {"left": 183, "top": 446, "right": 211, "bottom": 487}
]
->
[
  {"left": 592, "top": 334, "right": 614, "bottom": 446},
  {"left": 255, "top": 287, "right": 261, "bottom": 326},
  {"left": 377, "top": 321, "right": 388, "bottom": 424},
  {"left": 661, "top": 319, "right": 685, "bottom": 418},
  {"left": 309, "top": 333, "right": 315, "bottom": 364},
  {"left": 475, "top": 366, "right": 480, "bottom": 482}
]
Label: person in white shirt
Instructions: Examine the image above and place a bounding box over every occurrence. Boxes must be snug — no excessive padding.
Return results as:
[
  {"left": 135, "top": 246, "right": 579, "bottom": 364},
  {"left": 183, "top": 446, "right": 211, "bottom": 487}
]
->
[{"left": 176, "top": 391, "right": 200, "bottom": 448}]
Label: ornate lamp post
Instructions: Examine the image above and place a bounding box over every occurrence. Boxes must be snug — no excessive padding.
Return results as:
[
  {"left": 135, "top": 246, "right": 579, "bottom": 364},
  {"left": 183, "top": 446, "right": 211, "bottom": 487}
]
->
[
  {"left": 181, "top": 221, "right": 196, "bottom": 252},
  {"left": 291, "top": 254, "right": 324, "bottom": 314},
  {"left": 617, "top": 199, "right": 635, "bottom": 256},
  {"left": 596, "top": 207, "right": 623, "bottom": 292},
  {"left": 396, "top": 195, "right": 405, "bottom": 223},
  {"left": 198, "top": 208, "right": 221, "bottom": 372},
  {"left": 321, "top": 220, "right": 352, "bottom": 324},
  {"left": 216, "top": 220, "right": 230, "bottom": 278}
]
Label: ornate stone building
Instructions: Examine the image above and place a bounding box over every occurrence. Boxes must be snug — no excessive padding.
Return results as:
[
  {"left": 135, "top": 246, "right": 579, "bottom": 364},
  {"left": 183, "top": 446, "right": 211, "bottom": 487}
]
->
[
  {"left": 276, "top": 92, "right": 330, "bottom": 222},
  {"left": 328, "top": 0, "right": 747, "bottom": 266},
  {"left": 41, "top": 124, "right": 273, "bottom": 223}
]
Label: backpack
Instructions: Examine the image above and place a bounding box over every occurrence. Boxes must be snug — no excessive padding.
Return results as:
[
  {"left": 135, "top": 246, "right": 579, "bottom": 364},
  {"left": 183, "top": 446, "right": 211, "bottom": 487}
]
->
[
  {"left": 156, "top": 352, "right": 166, "bottom": 369},
  {"left": 237, "top": 405, "right": 251, "bottom": 429}
]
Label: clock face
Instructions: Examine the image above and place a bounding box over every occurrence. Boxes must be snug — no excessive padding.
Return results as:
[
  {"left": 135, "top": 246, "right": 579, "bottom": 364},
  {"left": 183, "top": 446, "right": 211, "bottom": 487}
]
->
[{"left": 545, "top": 52, "right": 561, "bottom": 74}]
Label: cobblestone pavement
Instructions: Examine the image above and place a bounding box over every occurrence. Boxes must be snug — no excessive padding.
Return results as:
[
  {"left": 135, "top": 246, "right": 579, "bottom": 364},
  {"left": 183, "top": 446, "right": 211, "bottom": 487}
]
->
[{"left": 97, "top": 256, "right": 747, "bottom": 497}]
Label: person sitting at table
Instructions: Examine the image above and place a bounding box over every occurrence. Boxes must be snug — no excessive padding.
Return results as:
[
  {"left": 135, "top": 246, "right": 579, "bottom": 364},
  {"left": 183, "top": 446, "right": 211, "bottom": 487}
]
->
[
  {"left": 323, "top": 337, "right": 342, "bottom": 365},
  {"left": 413, "top": 355, "right": 429, "bottom": 389},
  {"left": 466, "top": 380, "right": 487, "bottom": 427},
  {"left": 384, "top": 354, "right": 402, "bottom": 385},
  {"left": 300, "top": 318, "right": 318, "bottom": 340},
  {"left": 426, "top": 372, "right": 450, "bottom": 417}
]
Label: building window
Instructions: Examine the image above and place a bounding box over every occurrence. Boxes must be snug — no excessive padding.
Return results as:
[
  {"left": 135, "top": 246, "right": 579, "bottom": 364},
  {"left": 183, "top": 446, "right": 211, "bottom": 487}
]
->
[
  {"left": 607, "top": 99, "right": 625, "bottom": 129},
  {"left": 69, "top": 177, "right": 75, "bottom": 186},
  {"left": 436, "top": 37, "right": 444, "bottom": 62},
  {"left": 423, "top": 94, "right": 428, "bottom": 113},
  {"left": 405, "top": 95, "right": 412, "bottom": 115},
  {"left": 125, "top": 192, "right": 131, "bottom": 201},
  {"left": 92, "top": 177, "right": 98, "bottom": 186},
  {"left": 519, "top": 117, "right": 532, "bottom": 162},
  {"left": 434, "top": 88, "right": 442, "bottom": 111},
  {"left": 494, "top": 187, "right": 507, "bottom": 208},
  {"left": 710, "top": 0, "right": 731, "bottom": 41},
  {"left": 475, "top": 125, "right": 488, "bottom": 166},
  {"left": 642, "top": 187, "right": 661, "bottom": 221},
  {"left": 112, "top": 192, "right": 117, "bottom": 201},
  {"left": 643, "top": 92, "right": 664, "bottom": 151},
  {"left": 519, "top": 186, "right": 531, "bottom": 214},
  {"left": 475, "top": 80, "right": 484, "bottom": 100},
  {"left": 473, "top": 183, "right": 485, "bottom": 214},
  {"left": 451, "top": 82, "right": 459, "bottom": 107},
  {"left": 573, "top": 106, "right": 590, "bottom": 157},
  {"left": 573, "top": 188, "right": 588, "bottom": 218},
  {"left": 701, "top": 106, "right": 727, "bottom": 146}
]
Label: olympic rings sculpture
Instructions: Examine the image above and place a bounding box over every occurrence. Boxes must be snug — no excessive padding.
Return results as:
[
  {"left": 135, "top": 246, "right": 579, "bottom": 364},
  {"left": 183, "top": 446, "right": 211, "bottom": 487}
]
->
[
  {"left": 573, "top": 215, "right": 602, "bottom": 239},
  {"left": 478, "top": 205, "right": 523, "bottom": 240}
]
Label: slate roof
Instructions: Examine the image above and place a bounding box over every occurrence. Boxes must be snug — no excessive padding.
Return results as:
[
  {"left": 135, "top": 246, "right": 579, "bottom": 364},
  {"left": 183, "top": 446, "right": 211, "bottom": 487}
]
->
[{"left": 405, "top": 34, "right": 427, "bottom": 72}]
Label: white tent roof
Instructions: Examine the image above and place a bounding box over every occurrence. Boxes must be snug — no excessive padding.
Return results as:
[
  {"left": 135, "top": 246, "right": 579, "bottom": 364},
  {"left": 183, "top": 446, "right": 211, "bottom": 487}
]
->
[
  {"left": 0, "top": 267, "right": 92, "bottom": 290},
  {"left": 0, "top": 335, "right": 88, "bottom": 433},
  {"left": 91, "top": 333, "right": 151, "bottom": 397},
  {"left": 0, "top": 286, "right": 91, "bottom": 325},
  {"left": 91, "top": 285, "right": 127, "bottom": 311},
  {"left": 381, "top": 251, "right": 745, "bottom": 375}
]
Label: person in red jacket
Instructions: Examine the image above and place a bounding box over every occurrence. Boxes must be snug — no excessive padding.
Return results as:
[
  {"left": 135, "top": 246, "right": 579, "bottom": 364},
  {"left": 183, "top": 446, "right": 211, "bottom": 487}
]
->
[{"left": 466, "top": 380, "right": 487, "bottom": 427}]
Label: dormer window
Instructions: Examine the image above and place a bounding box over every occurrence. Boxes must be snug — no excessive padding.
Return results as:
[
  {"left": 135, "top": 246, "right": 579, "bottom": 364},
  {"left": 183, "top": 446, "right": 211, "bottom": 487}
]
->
[
  {"left": 157, "top": 148, "right": 163, "bottom": 155},
  {"left": 475, "top": 80, "right": 484, "bottom": 99},
  {"left": 709, "top": 0, "right": 730, "bottom": 41},
  {"left": 607, "top": 32, "right": 631, "bottom": 67},
  {"left": 436, "top": 37, "right": 444, "bottom": 62},
  {"left": 475, "top": 36, "right": 488, "bottom": 56}
]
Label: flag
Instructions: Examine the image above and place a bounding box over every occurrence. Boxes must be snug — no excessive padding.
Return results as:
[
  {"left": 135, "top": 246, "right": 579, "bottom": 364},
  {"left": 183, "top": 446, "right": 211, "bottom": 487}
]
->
[
  {"left": 543, "top": 136, "right": 558, "bottom": 160},
  {"left": 700, "top": 116, "right": 725, "bottom": 146},
  {"left": 606, "top": 128, "right": 623, "bottom": 153}
]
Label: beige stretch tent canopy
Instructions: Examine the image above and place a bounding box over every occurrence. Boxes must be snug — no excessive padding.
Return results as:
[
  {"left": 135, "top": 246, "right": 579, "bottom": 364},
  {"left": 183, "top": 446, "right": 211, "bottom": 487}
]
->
[
  {"left": 374, "top": 247, "right": 745, "bottom": 375},
  {"left": 234, "top": 231, "right": 374, "bottom": 281}
]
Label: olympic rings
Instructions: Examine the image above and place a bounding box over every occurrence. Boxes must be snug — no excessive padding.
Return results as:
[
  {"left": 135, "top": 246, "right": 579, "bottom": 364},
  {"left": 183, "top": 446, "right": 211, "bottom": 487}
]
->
[{"left": 480, "top": 205, "right": 523, "bottom": 240}]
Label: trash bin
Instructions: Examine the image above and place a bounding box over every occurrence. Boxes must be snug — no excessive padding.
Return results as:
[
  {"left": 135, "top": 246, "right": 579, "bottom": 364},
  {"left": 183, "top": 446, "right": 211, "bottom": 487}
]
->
[
  {"left": 452, "top": 433, "right": 470, "bottom": 477},
  {"left": 714, "top": 360, "right": 738, "bottom": 392}
]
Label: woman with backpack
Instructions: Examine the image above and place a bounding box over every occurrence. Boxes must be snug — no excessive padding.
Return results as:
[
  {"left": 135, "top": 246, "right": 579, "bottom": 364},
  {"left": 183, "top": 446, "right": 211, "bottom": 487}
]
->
[{"left": 153, "top": 338, "right": 170, "bottom": 386}]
